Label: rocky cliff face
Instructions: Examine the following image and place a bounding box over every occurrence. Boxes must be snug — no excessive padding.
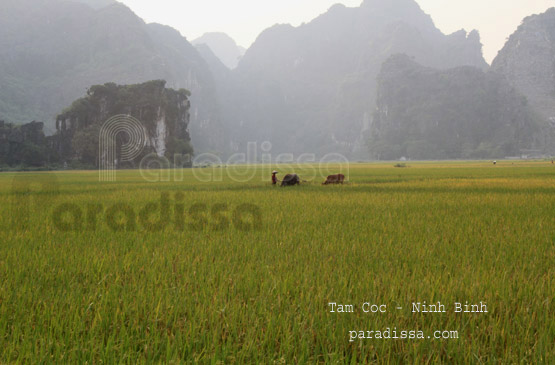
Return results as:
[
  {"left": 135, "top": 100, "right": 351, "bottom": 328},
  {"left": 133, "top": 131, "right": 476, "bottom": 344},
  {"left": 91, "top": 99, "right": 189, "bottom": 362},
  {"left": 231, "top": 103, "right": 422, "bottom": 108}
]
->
[
  {"left": 370, "top": 55, "right": 539, "bottom": 160},
  {"left": 222, "top": 0, "right": 488, "bottom": 158},
  {"left": 55, "top": 80, "right": 193, "bottom": 167},
  {"left": 0, "top": 0, "right": 225, "bottom": 155},
  {"left": 491, "top": 8, "right": 555, "bottom": 153}
]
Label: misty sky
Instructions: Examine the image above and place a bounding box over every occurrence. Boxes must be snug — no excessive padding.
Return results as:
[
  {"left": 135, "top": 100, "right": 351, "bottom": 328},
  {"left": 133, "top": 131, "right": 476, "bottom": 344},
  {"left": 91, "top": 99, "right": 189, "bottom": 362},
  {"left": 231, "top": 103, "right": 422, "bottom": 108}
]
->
[{"left": 119, "top": 0, "right": 555, "bottom": 63}]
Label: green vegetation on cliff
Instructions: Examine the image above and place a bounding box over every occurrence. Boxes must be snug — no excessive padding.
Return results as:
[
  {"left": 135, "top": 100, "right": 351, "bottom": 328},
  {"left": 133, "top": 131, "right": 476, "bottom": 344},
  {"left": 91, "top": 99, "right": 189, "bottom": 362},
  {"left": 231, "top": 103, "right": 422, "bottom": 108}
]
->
[
  {"left": 0, "top": 121, "right": 57, "bottom": 168},
  {"left": 56, "top": 80, "right": 193, "bottom": 167},
  {"left": 0, "top": 0, "right": 224, "bottom": 154},
  {"left": 491, "top": 8, "right": 555, "bottom": 155},
  {"left": 369, "top": 55, "right": 541, "bottom": 160}
]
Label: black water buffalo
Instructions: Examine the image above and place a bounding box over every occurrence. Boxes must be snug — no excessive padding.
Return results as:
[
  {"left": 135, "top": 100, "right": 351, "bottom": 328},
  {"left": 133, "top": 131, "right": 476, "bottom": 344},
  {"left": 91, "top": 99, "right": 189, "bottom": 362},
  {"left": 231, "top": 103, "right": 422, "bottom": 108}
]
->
[
  {"left": 281, "top": 174, "right": 300, "bottom": 187},
  {"left": 323, "top": 174, "right": 345, "bottom": 185}
]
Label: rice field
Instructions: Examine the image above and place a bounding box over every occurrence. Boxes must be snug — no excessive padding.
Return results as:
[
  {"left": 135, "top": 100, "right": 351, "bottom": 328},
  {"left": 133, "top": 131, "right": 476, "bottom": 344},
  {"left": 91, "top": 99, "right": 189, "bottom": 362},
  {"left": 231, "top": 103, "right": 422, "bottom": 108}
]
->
[{"left": 0, "top": 161, "right": 554, "bottom": 363}]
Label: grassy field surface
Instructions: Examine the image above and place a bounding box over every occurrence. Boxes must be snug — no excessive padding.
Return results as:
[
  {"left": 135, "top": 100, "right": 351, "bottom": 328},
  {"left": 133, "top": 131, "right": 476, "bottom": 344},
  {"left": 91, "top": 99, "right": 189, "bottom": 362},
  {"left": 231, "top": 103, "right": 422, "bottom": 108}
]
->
[{"left": 0, "top": 161, "right": 554, "bottom": 362}]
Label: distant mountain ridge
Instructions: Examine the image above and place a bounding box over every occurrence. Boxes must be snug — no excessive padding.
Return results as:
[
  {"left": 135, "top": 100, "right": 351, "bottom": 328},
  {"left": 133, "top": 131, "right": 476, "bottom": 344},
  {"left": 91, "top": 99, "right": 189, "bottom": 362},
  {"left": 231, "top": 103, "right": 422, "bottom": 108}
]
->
[
  {"left": 70, "top": 0, "right": 116, "bottom": 9},
  {"left": 492, "top": 8, "right": 555, "bottom": 154},
  {"left": 192, "top": 32, "right": 246, "bottom": 69},
  {"left": 218, "top": 0, "right": 489, "bottom": 158},
  {"left": 1, "top": 0, "right": 554, "bottom": 164},
  {"left": 0, "top": 0, "right": 226, "bottom": 154}
]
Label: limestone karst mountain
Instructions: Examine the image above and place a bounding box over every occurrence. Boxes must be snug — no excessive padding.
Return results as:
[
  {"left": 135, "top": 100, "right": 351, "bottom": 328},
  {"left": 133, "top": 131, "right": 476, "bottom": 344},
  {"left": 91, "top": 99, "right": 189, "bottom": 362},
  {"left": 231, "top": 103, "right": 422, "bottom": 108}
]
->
[
  {"left": 2, "top": 0, "right": 554, "bottom": 166},
  {"left": 192, "top": 32, "right": 246, "bottom": 70},
  {"left": 492, "top": 8, "right": 555, "bottom": 154},
  {"left": 0, "top": 0, "right": 226, "bottom": 155},
  {"left": 55, "top": 80, "right": 193, "bottom": 167},
  {"left": 221, "top": 0, "right": 488, "bottom": 158},
  {"left": 370, "top": 54, "right": 539, "bottom": 160}
]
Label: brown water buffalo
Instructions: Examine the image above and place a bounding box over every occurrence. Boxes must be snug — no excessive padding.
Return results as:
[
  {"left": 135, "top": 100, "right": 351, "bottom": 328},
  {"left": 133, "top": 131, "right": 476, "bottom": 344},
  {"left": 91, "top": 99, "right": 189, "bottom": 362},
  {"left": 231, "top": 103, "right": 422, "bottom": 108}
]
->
[
  {"left": 323, "top": 174, "right": 345, "bottom": 185},
  {"left": 281, "top": 173, "right": 300, "bottom": 187}
]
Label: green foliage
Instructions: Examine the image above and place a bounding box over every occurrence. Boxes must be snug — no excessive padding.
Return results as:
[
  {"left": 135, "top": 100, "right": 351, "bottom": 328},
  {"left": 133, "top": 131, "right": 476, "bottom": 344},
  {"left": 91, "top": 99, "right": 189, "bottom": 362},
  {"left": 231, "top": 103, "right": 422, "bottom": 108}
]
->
[
  {"left": 0, "top": 121, "right": 56, "bottom": 167},
  {"left": 71, "top": 123, "right": 101, "bottom": 165},
  {"left": 57, "top": 80, "right": 193, "bottom": 166},
  {"left": 166, "top": 137, "right": 194, "bottom": 159},
  {"left": 18, "top": 142, "right": 47, "bottom": 167},
  {"left": 369, "top": 55, "right": 541, "bottom": 160},
  {"left": 0, "top": 0, "right": 223, "bottom": 155}
]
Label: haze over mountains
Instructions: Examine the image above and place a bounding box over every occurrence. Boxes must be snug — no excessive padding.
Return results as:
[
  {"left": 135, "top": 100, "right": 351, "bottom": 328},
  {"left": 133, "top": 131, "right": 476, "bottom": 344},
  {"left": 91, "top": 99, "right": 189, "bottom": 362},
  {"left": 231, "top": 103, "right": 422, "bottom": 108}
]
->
[
  {"left": 225, "top": 0, "right": 489, "bottom": 157},
  {"left": 0, "top": 0, "right": 225, "bottom": 153},
  {"left": 192, "top": 33, "right": 246, "bottom": 70},
  {"left": 0, "top": 0, "right": 554, "bottom": 165},
  {"left": 371, "top": 55, "right": 538, "bottom": 160},
  {"left": 491, "top": 8, "right": 555, "bottom": 154}
]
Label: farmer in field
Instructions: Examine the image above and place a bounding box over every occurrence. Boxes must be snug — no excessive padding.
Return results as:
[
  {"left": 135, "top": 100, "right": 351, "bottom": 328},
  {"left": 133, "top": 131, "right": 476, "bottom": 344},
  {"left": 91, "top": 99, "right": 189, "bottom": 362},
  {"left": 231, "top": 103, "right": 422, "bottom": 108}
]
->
[{"left": 271, "top": 171, "right": 279, "bottom": 185}]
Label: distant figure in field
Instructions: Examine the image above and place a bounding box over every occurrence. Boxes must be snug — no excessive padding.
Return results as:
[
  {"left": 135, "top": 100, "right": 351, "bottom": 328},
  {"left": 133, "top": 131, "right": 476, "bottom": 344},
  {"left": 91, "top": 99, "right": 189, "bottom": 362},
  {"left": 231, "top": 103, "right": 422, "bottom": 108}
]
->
[
  {"left": 281, "top": 174, "right": 300, "bottom": 187},
  {"left": 493, "top": 161, "right": 497, "bottom": 165},
  {"left": 271, "top": 171, "right": 279, "bottom": 185},
  {"left": 323, "top": 174, "right": 345, "bottom": 185}
]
